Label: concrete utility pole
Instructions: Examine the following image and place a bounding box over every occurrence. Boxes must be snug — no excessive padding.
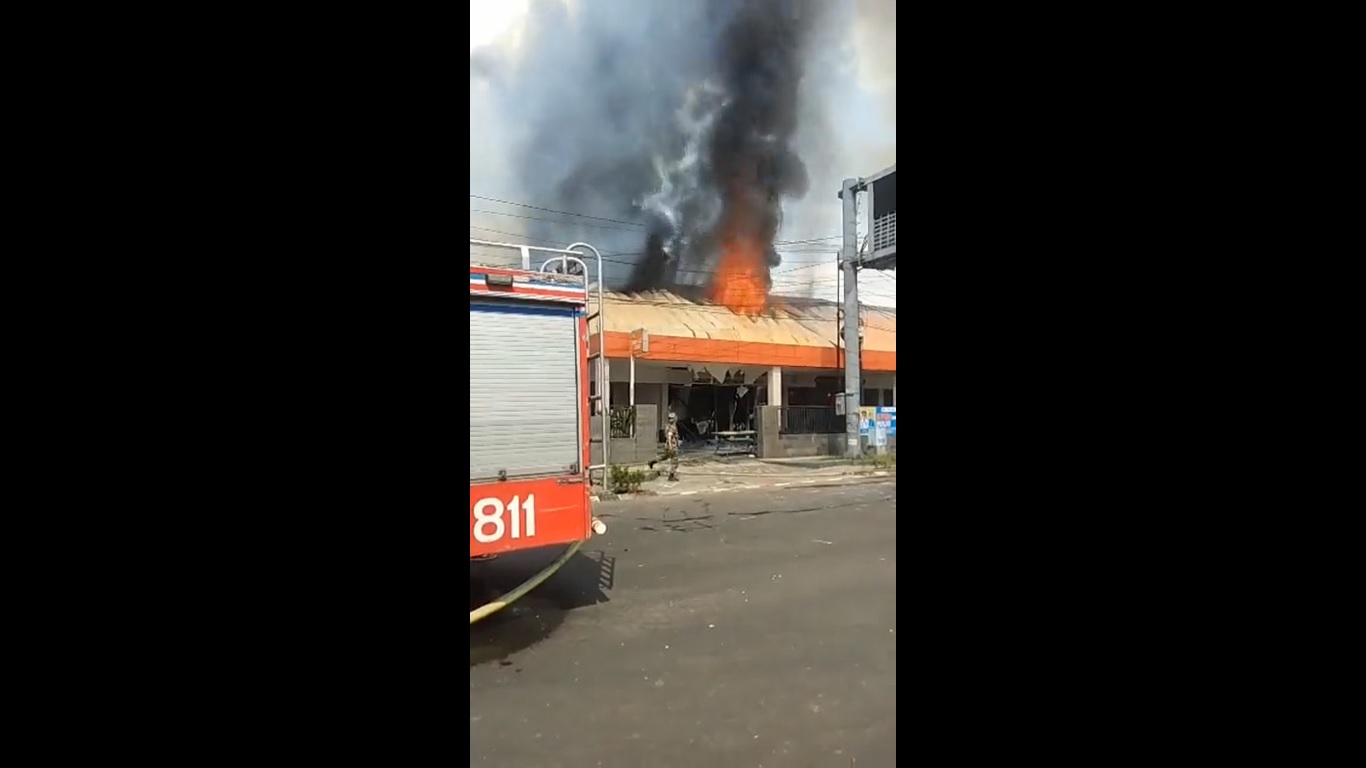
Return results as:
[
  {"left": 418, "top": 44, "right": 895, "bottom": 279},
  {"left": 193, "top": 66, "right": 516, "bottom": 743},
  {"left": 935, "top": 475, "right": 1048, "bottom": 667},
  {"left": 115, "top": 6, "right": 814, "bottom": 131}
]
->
[{"left": 840, "top": 177, "right": 862, "bottom": 458}]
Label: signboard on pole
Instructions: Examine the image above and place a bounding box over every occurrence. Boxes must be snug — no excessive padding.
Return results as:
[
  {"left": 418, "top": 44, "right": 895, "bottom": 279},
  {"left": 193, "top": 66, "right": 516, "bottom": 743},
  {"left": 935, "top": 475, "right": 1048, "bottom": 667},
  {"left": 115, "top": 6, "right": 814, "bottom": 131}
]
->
[
  {"left": 858, "top": 407, "right": 877, "bottom": 435},
  {"left": 629, "top": 328, "right": 649, "bottom": 354},
  {"left": 857, "top": 407, "right": 898, "bottom": 435},
  {"left": 874, "top": 406, "right": 896, "bottom": 436}
]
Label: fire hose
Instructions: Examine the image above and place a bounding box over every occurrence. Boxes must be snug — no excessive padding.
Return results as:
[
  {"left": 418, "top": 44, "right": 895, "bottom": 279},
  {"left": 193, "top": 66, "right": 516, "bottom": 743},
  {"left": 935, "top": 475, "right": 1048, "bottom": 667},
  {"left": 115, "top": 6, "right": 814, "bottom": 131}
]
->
[{"left": 469, "top": 540, "right": 585, "bottom": 625}]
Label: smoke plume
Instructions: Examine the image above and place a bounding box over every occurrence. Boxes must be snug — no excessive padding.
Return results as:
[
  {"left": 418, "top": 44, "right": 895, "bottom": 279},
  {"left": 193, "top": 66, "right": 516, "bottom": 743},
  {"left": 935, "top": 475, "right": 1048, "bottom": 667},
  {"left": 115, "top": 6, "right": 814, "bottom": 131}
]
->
[{"left": 470, "top": 0, "right": 892, "bottom": 304}]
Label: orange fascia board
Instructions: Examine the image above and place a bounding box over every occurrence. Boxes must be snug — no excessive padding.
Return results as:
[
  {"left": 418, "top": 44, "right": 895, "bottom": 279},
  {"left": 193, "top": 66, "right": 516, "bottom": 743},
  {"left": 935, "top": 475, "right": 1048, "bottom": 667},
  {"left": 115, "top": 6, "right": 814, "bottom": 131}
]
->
[{"left": 591, "top": 331, "right": 896, "bottom": 372}]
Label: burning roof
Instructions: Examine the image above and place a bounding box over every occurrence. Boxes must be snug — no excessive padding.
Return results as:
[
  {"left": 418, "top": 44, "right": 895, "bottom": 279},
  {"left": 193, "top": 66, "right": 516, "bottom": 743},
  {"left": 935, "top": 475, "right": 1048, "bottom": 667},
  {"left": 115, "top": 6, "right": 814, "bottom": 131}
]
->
[{"left": 589, "top": 289, "right": 896, "bottom": 357}]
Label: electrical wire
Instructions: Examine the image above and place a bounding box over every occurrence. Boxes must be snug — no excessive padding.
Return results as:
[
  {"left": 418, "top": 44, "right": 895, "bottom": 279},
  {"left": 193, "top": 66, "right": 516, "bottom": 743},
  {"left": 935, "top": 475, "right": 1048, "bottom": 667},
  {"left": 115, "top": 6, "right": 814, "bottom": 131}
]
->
[
  {"left": 468, "top": 241, "right": 895, "bottom": 330},
  {"left": 469, "top": 193, "right": 844, "bottom": 246},
  {"left": 470, "top": 224, "right": 842, "bottom": 279},
  {"left": 470, "top": 194, "right": 643, "bottom": 227},
  {"left": 468, "top": 192, "right": 896, "bottom": 324}
]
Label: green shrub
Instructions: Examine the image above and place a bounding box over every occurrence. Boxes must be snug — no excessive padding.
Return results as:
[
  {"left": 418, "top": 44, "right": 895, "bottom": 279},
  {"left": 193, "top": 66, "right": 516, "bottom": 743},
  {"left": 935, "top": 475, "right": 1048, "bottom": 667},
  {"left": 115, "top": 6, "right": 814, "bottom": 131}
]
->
[
  {"left": 859, "top": 452, "right": 897, "bottom": 469},
  {"left": 609, "top": 465, "right": 647, "bottom": 494}
]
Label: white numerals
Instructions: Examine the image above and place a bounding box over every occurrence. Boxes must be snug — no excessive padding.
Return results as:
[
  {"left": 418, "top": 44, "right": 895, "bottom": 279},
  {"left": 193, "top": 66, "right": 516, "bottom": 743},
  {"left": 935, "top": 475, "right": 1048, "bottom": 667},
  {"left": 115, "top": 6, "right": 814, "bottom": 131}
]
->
[{"left": 472, "top": 494, "right": 537, "bottom": 544}]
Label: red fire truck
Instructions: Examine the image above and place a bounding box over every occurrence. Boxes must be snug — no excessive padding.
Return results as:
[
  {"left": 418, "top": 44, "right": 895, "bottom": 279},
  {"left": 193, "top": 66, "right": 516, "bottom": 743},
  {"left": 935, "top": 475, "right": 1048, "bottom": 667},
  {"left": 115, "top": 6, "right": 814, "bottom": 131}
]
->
[{"left": 469, "top": 238, "right": 609, "bottom": 574}]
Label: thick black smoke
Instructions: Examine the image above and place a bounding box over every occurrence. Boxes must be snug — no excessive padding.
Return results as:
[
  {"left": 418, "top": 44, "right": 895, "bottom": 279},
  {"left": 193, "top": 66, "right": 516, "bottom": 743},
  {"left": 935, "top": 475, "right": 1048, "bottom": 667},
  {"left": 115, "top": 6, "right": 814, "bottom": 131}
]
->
[
  {"left": 631, "top": 0, "right": 821, "bottom": 295},
  {"left": 471, "top": 0, "right": 831, "bottom": 295}
]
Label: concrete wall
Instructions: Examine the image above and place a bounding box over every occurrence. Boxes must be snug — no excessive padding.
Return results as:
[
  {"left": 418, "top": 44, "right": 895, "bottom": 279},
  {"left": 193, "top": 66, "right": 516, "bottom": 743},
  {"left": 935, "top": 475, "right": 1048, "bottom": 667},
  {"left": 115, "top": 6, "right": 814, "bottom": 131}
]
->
[
  {"left": 614, "top": 379, "right": 666, "bottom": 440},
  {"left": 772, "top": 432, "right": 848, "bottom": 458},
  {"left": 754, "top": 406, "right": 839, "bottom": 458},
  {"left": 754, "top": 406, "right": 898, "bottom": 459},
  {"left": 590, "top": 404, "right": 660, "bottom": 466}
]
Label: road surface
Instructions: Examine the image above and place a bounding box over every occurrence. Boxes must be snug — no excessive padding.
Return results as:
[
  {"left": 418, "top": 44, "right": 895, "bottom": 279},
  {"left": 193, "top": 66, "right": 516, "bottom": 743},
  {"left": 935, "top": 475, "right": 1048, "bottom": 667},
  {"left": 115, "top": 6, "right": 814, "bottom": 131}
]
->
[{"left": 470, "top": 479, "right": 897, "bottom": 767}]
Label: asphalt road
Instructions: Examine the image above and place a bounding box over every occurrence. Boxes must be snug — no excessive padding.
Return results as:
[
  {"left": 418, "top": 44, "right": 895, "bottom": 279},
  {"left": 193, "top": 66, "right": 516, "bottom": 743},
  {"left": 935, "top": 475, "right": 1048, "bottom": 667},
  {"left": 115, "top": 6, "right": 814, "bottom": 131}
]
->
[{"left": 470, "top": 479, "right": 898, "bottom": 768}]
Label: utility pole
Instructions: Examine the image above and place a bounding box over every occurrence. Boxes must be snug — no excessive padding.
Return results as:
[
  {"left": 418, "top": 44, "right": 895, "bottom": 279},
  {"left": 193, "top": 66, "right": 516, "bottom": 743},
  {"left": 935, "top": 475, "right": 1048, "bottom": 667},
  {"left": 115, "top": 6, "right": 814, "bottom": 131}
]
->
[{"left": 839, "top": 177, "right": 862, "bottom": 458}]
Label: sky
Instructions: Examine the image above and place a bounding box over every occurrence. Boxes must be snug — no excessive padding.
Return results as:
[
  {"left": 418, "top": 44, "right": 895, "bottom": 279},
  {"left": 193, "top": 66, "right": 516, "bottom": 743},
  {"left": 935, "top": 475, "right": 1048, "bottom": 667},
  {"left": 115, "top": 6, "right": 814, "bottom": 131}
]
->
[{"left": 469, "top": 0, "right": 896, "bottom": 308}]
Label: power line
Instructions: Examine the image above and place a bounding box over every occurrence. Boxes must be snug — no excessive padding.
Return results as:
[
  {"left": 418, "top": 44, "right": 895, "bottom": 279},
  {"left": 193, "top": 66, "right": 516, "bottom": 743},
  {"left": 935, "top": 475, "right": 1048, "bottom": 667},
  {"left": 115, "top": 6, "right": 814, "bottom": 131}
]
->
[
  {"left": 469, "top": 197, "right": 889, "bottom": 308},
  {"left": 470, "top": 208, "right": 644, "bottom": 233},
  {"left": 470, "top": 194, "right": 644, "bottom": 227},
  {"left": 469, "top": 211, "right": 843, "bottom": 248},
  {"left": 469, "top": 229, "right": 895, "bottom": 327},
  {"left": 771, "top": 261, "right": 834, "bottom": 275},
  {"left": 773, "top": 235, "right": 845, "bottom": 246},
  {"left": 472, "top": 225, "right": 845, "bottom": 280},
  {"left": 470, "top": 193, "right": 844, "bottom": 246}
]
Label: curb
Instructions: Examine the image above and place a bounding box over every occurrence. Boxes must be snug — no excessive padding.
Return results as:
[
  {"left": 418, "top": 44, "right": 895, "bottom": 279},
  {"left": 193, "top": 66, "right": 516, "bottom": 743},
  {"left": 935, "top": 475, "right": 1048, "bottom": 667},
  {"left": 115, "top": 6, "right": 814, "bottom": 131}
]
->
[
  {"left": 597, "top": 471, "right": 894, "bottom": 500},
  {"left": 677, "top": 470, "right": 881, "bottom": 479}
]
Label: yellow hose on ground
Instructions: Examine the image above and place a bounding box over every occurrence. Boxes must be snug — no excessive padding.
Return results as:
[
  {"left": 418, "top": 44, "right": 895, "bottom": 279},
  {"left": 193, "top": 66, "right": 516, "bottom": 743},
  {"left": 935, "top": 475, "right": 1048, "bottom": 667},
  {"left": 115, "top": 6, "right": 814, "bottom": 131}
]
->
[{"left": 470, "top": 540, "right": 584, "bottom": 625}]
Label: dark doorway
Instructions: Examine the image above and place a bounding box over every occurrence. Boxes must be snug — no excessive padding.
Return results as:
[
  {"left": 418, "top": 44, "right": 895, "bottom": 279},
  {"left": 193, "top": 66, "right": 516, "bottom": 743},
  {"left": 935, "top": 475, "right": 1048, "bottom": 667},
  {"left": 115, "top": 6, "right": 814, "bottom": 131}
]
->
[{"left": 665, "top": 383, "right": 757, "bottom": 445}]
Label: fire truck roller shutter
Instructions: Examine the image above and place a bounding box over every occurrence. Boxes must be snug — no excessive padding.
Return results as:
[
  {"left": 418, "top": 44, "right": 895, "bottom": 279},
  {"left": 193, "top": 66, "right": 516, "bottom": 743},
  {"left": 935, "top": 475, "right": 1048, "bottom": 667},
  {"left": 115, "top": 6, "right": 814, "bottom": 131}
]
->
[{"left": 469, "top": 300, "right": 582, "bottom": 482}]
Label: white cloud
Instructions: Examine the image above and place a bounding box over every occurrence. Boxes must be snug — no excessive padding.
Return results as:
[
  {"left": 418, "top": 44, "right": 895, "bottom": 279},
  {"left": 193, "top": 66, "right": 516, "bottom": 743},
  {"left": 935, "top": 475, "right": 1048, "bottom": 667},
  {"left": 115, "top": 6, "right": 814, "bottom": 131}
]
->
[{"left": 470, "top": 0, "right": 528, "bottom": 53}]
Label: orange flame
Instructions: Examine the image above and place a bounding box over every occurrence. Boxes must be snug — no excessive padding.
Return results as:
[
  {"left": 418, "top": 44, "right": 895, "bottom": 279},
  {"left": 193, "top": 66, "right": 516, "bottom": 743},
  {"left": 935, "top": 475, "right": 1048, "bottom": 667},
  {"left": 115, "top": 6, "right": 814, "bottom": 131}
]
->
[{"left": 711, "top": 234, "right": 768, "bottom": 316}]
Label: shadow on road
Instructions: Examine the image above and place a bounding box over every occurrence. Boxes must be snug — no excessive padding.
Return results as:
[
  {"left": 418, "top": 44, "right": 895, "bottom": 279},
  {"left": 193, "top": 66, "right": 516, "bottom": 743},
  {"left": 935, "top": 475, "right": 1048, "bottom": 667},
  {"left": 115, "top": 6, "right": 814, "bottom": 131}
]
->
[{"left": 470, "top": 547, "right": 615, "bottom": 667}]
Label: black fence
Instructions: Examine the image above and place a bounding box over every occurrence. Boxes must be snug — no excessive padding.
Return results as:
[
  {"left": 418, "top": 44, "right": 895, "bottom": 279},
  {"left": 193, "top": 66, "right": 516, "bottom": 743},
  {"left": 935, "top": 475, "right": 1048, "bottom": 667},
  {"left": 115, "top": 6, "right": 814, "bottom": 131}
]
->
[
  {"left": 609, "top": 405, "right": 635, "bottom": 438},
  {"left": 778, "top": 406, "right": 844, "bottom": 435}
]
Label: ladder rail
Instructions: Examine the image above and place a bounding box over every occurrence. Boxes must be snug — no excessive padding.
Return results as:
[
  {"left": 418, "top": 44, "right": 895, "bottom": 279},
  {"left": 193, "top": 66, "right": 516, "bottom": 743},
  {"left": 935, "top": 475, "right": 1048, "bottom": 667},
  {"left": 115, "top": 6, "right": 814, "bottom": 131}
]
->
[{"left": 537, "top": 243, "right": 609, "bottom": 486}]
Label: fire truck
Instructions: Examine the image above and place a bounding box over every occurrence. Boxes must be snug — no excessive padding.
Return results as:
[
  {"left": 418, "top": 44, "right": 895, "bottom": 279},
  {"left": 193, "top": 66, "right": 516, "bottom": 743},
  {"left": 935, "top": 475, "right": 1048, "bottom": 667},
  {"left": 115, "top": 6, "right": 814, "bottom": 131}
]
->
[{"left": 469, "top": 238, "right": 609, "bottom": 622}]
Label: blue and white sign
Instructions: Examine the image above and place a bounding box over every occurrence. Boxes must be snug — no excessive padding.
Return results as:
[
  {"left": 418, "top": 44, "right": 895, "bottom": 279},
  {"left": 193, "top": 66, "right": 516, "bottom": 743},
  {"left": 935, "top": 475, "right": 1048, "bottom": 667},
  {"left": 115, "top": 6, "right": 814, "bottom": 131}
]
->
[
  {"left": 876, "top": 406, "right": 896, "bottom": 437},
  {"left": 858, "top": 406, "right": 897, "bottom": 437}
]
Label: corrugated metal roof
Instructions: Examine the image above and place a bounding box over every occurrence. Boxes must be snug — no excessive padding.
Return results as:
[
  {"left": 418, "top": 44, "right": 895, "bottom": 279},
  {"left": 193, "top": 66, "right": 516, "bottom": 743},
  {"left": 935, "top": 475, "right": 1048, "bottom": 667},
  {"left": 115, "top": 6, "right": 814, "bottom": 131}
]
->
[{"left": 589, "top": 290, "right": 895, "bottom": 353}]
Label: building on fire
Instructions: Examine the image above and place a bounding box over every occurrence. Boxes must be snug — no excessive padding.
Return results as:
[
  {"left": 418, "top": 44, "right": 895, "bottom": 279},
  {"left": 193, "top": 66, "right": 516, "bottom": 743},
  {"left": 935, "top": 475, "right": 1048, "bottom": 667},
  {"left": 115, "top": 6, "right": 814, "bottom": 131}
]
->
[{"left": 588, "top": 289, "right": 896, "bottom": 460}]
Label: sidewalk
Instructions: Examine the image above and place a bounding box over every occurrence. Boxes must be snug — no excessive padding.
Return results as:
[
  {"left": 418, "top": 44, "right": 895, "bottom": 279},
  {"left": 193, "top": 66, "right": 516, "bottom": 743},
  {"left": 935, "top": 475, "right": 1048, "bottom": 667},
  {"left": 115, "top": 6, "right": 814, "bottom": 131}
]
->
[{"left": 593, "top": 455, "right": 895, "bottom": 500}]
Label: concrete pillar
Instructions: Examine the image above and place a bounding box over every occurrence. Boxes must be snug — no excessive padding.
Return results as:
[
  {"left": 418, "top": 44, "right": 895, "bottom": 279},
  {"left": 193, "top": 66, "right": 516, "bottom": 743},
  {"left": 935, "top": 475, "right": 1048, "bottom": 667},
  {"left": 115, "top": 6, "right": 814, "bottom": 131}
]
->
[
  {"left": 659, "top": 383, "right": 669, "bottom": 413},
  {"left": 768, "top": 366, "right": 783, "bottom": 406},
  {"left": 841, "top": 177, "right": 862, "bottom": 457},
  {"left": 893, "top": 375, "right": 897, "bottom": 406}
]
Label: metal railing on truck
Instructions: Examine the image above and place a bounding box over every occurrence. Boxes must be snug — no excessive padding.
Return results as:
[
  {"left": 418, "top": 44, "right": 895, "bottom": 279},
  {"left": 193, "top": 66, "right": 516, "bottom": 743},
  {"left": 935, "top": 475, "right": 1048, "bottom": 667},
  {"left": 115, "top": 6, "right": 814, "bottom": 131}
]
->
[{"left": 469, "top": 238, "right": 611, "bottom": 484}]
